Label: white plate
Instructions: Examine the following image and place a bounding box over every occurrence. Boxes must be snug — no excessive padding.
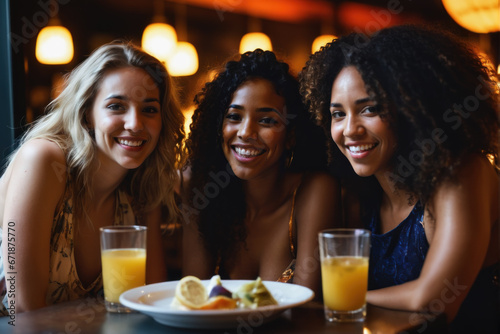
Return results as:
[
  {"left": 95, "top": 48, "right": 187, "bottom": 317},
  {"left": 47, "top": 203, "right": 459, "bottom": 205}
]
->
[{"left": 119, "top": 279, "right": 314, "bottom": 329}]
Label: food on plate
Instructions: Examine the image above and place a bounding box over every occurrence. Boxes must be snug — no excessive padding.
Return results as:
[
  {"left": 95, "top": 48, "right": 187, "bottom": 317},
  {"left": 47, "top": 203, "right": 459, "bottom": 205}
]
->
[
  {"left": 199, "top": 295, "right": 238, "bottom": 310},
  {"left": 171, "top": 275, "right": 236, "bottom": 310},
  {"left": 170, "top": 275, "right": 278, "bottom": 310},
  {"left": 173, "top": 276, "right": 208, "bottom": 309},
  {"left": 232, "top": 277, "right": 278, "bottom": 308},
  {"left": 209, "top": 285, "right": 232, "bottom": 298}
]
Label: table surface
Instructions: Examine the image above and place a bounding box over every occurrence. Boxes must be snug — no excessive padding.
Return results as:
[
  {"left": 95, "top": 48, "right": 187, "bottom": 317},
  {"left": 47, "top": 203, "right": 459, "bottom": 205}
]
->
[{"left": 0, "top": 296, "right": 447, "bottom": 334}]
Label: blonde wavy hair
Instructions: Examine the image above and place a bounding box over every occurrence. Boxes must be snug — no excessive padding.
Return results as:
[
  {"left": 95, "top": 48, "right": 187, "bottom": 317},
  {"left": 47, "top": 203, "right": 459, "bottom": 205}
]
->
[{"left": 9, "top": 41, "right": 186, "bottom": 224}]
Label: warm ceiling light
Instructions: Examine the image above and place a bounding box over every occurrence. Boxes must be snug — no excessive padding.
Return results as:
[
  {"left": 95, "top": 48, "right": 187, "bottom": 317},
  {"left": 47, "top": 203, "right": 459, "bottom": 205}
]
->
[
  {"left": 167, "top": 41, "right": 198, "bottom": 76},
  {"left": 239, "top": 32, "right": 272, "bottom": 54},
  {"left": 182, "top": 105, "right": 195, "bottom": 137},
  {"left": 142, "top": 0, "right": 177, "bottom": 63},
  {"left": 142, "top": 23, "right": 177, "bottom": 63},
  {"left": 35, "top": 23, "right": 74, "bottom": 65},
  {"left": 442, "top": 0, "right": 500, "bottom": 33},
  {"left": 312, "top": 34, "right": 337, "bottom": 53}
]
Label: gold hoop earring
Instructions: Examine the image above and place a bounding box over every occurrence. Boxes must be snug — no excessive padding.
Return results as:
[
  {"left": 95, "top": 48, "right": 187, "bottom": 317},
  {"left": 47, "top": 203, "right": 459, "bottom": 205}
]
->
[{"left": 286, "top": 150, "right": 294, "bottom": 168}]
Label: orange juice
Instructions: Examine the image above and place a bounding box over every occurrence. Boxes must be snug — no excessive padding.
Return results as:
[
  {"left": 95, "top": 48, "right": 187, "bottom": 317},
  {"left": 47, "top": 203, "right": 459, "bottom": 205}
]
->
[
  {"left": 321, "top": 256, "right": 368, "bottom": 311},
  {"left": 101, "top": 248, "right": 146, "bottom": 303}
]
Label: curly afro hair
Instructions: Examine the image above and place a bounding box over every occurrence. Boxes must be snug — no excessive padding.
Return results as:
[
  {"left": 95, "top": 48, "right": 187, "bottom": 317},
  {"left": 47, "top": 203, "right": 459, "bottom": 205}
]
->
[
  {"left": 300, "top": 25, "right": 499, "bottom": 208},
  {"left": 184, "top": 49, "right": 328, "bottom": 267}
]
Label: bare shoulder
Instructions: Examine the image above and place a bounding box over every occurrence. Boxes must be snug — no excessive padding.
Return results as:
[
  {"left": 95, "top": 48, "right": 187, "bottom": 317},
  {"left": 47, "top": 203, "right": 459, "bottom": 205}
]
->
[
  {"left": 459, "top": 153, "right": 499, "bottom": 212},
  {"left": 440, "top": 153, "right": 498, "bottom": 194},
  {"left": 9, "top": 139, "right": 68, "bottom": 185},
  {"left": 1, "top": 139, "right": 68, "bottom": 228},
  {"left": 294, "top": 171, "right": 341, "bottom": 218},
  {"left": 14, "top": 139, "right": 66, "bottom": 167},
  {"left": 432, "top": 153, "right": 499, "bottom": 223},
  {"left": 298, "top": 171, "right": 340, "bottom": 196}
]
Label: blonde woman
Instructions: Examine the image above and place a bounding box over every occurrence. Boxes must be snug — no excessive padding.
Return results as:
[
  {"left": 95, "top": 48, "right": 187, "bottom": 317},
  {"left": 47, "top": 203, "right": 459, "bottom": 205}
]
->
[{"left": 0, "top": 42, "right": 185, "bottom": 314}]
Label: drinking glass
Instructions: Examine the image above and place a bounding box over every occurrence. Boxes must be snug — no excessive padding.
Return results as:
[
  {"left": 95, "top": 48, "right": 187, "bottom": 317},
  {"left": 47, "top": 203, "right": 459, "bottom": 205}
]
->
[
  {"left": 318, "top": 228, "right": 370, "bottom": 322},
  {"left": 100, "top": 225, "right": 147, "bottom": 313}
]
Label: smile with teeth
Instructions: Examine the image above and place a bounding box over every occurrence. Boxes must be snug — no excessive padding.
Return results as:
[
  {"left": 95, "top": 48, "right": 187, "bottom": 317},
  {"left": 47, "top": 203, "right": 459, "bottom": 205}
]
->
[
  {"left": 117, "top": 138, "right": 145, "bottom": 147},
  {"left": 347, "top": 143, "right": 378, "bottom": 153},
  {"left": 234, "top": 146, "right": 265, "bottom": 157}
]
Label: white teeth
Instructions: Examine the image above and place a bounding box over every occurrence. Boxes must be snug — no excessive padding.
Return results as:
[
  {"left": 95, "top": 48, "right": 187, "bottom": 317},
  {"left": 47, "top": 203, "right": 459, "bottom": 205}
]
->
[
  {"left": 234, "top": 147, "right": 263, "bottom": 157},
  {"left": 118, "top": 139, "right": 144, "bottom": 147},
  {"left": 348, "top": 144, "right": 376, "bottom": 152}
]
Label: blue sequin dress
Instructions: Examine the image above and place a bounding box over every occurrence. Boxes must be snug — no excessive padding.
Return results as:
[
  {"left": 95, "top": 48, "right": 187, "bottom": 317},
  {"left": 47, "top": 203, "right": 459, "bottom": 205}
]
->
[
  {"left": 366, "top": 202, "right": 499, "bottom": 333},
  {"left": 367, "top": 202, "right": 428, "bottom": 290}
]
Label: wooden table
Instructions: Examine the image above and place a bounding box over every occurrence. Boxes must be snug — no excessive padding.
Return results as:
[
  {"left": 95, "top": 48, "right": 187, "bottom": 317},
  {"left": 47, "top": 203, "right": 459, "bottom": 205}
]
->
[{"left": 0, "top": 295, "right": 447, "bottom": 334}]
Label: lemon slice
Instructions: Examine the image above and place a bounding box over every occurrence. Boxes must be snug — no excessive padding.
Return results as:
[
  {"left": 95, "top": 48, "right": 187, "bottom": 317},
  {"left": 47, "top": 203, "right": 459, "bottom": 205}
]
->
[{"left": 174, "top": 276, "right": 208, "bottom": 309}]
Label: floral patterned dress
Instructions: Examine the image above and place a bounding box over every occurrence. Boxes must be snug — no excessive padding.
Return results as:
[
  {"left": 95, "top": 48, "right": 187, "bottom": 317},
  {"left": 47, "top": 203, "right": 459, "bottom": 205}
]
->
[{"left": 0, "top": 183, "right": 136, "bottom": 316}]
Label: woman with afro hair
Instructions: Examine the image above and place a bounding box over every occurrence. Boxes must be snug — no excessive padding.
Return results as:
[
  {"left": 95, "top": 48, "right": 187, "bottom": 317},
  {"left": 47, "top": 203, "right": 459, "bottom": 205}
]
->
[
  {"left": 181, "top": 49, "right": 340, "bottom": 295},
  {"left": 300, "top": 25, "right": 499, "bottom": 331}
]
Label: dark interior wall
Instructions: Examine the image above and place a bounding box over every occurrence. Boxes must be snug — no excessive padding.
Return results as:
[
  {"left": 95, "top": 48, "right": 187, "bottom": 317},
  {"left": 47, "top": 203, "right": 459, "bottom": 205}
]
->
[
  {"left": 2, "top": 0, "right": 498, "bottom": 168},
  {"left": 0, "top": 0, "right": 14, "bottom": 165}
]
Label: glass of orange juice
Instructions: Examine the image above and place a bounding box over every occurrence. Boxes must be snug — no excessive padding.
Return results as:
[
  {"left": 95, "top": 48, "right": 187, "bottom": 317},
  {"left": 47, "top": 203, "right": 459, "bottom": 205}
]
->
[
  {"left": 318, "top": 228, "right": 370, "bottom": 322},
  {"left": 100, "top": 225, "right": 147, "bottom": 313}
]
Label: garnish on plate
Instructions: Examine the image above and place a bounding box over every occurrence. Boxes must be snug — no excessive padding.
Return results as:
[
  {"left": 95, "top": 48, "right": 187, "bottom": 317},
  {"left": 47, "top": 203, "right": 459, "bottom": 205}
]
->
[
  {"left": 232, "top": 277, "right": 278, "bottom": 309},
  {"left": 171, "top": 275, "right": 277, "bottom": 310}
]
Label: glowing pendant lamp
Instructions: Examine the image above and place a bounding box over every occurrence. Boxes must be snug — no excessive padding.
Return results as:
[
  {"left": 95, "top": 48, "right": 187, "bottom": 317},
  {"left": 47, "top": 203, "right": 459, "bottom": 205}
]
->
[
  {"left": 166, "top": 3, "right": 198, "bottom": 76},
  {"left": 239, "top": 32, "right": 273, "bottom": 54},
  {"left": 142, "top": 0, "right": 177, "bottom": 63},
  {"left": 142, "top": 23, "right": 177, "bottom": 63},
  {"left": 312, "top": 34, "right": 337, "bottom": 53},
  {"left": 35, "top": 17, "right": 73, "bottom": 65},
  {"left": 239, "top": 17, "right": 272, "bottom": 54},
  {"left": 442, "top": 0, "right": 500, "bottom": 33},
  {"left": 167, "top": 41, "right": 199, "bottom": 76}
]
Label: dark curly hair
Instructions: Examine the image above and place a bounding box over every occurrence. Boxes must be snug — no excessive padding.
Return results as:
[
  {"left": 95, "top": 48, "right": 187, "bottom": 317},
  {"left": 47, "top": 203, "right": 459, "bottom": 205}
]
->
[
  {"left": 184, "top": 49, "right": 328, "bottom": 267},
  {"left": 300, "top": 25, "right": 499, "bottom": 210}
]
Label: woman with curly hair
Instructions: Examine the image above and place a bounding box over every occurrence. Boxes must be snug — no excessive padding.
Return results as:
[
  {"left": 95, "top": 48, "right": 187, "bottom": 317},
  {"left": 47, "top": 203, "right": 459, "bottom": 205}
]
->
[
  {"left": 300, "top": 25, "right": 499, "bottom": 330},
  {"left": 181, "top": 49, "right": 340, "bottom": 294},
  {"left": 0, "top": 41, "right": 185, "bottom": 314}
]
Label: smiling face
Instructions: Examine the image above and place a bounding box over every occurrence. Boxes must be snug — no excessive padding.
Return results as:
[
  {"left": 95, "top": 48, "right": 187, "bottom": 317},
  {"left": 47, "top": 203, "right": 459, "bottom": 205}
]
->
[
  {"left": 330, "top": 66, "right": 397, "bottom": 178},
  {"left": 222, "top": 78, "right": 288, "bottom": 181},
  {"left": 89, "top": 67, "right": 162, "bottom": 173}
]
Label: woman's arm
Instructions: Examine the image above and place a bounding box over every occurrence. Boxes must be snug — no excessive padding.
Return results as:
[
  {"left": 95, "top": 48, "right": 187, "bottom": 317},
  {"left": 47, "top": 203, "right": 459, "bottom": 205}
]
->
[
  {"left": 294, "top": 172, "right": 342, "bottom": 296},
  {"left": 179, "top": 168, "right": 214, "bottom": 278},
  {"left": 367, "top": 154, "right": 497, "bottom": 321},
  {"left": 181, "top": 214, "right": 214, "bottom": 278},
  {"left": 143, "top": 205, "right": 167, "bottom": 283},
  {"left": 2, "top": 139, "right": 67, "bottom": 312}
]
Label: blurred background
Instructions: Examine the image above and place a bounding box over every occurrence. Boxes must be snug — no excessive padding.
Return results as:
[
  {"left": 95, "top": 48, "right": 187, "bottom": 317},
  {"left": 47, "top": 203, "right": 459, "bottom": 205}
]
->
[
  {"left": 1, "top": 0, "right": 499, "bottom": 153},
  {"left": 2, "top": 0, "right": 499, "bottom": 154},
  {"left": 0, "top": 0, "right": 499, "bottom": 279}
]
